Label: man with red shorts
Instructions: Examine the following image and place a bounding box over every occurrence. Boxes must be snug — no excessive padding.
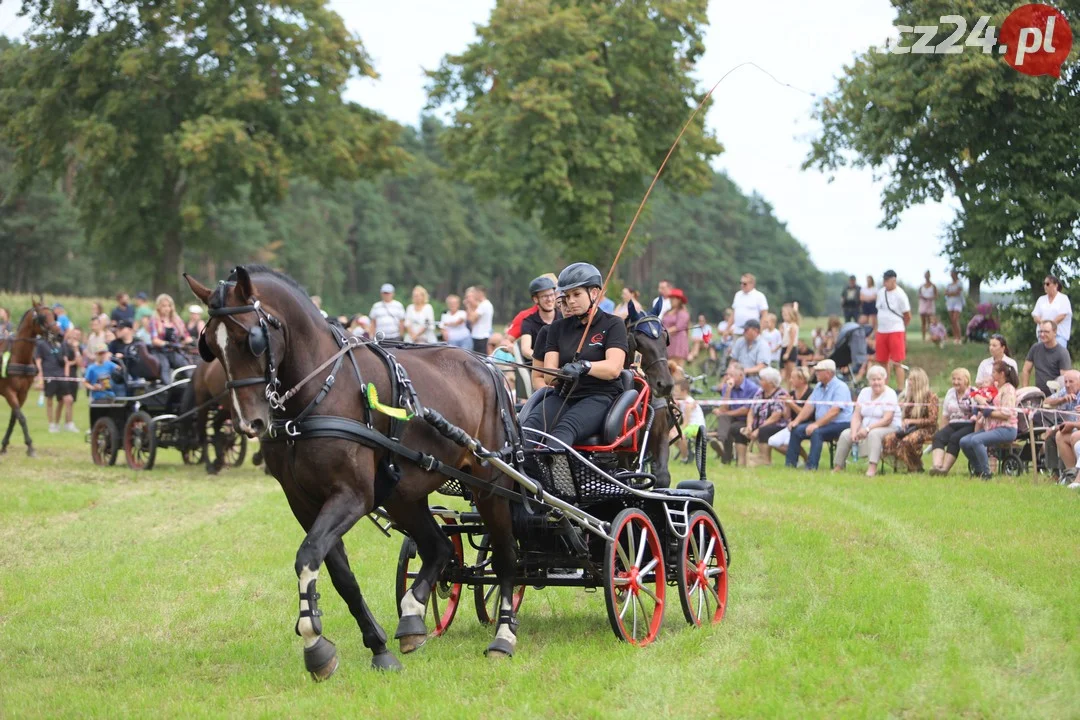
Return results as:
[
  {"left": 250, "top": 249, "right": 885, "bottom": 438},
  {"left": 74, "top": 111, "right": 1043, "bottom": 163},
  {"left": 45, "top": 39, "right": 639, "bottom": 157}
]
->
[{"left": 875, "top": 269, "right": 911, "bottom": 389}]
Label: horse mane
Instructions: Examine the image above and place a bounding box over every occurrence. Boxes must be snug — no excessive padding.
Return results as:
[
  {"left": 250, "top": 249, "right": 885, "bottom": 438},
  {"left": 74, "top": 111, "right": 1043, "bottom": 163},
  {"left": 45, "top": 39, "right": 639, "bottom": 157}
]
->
[{"left": 210, "top": 265, "right": 311, "bottom": 310}]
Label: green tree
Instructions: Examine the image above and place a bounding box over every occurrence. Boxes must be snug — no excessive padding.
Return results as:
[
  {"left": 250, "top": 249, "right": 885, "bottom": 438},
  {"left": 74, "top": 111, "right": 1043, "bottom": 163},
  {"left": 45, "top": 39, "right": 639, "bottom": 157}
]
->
[
  {"left": 0, "top": 1, "right": 400, "bottom": 295},
  {"left": 804, "top": 1, "right": 1080, "bottom": 301},
  {"left": 427, "top": 0, "right": 723, "bottom": 266}
]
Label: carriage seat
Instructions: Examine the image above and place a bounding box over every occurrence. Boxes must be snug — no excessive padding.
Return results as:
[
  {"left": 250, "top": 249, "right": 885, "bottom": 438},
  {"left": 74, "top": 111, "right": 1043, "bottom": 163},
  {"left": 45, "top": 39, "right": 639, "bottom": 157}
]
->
[
  {"left": 654, "top": 480, "right": 714, "bottom": 505},
  {"left": 577, "top": 371, "right": 639, "bottom": 448}
]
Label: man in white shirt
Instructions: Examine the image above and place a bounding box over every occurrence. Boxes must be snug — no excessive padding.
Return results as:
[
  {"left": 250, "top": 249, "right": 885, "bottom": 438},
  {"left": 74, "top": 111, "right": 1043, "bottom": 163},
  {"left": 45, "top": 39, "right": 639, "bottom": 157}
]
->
[
  {"left": 731, "top": 273, "right": 768, "bottom": 335},
  {"left": 369, "top": 283, "right": 405, "bottom": 340},
  {"left": 651, "top": 280, "right": 672, "bottom": 319},
  {"left": 1032, "top": 274, "right": 1072, "bottom": 347},
  {"left": 875, "top": 269, "right": 911, "bottom": 389},
  {"left": 466, "top": 285, "right": 494, "bottom": 353}
]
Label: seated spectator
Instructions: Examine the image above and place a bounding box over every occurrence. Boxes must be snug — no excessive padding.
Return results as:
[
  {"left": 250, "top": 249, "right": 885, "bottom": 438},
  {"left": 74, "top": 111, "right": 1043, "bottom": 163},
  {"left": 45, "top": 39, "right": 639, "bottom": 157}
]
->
[
  {"left": 768, "top": 366, "right": 813, "bottom": 460},
  {"left": 349, "top": 314, "right": 372, "bottom": 340},
  {"left": 0, "top": 306, "right": 10, "bottom": 339},
  {"left": 833, "top": 365, "right": 900, "bottom": 477},
  {"left": 688, "top": 314, "right": 712, "bottom": 363},
  {"left": 109, "top": 320, "right": 154, "bottom": 383},
  {"left": 728, "top": 319, "right": 770, "bottom": 377},
  {"left": 1021, "top": 321, "right": 1072, "bottom": 395},
  {"left": 785, "top": 360, "right": 853, "bottom": 471},
  {"left": 135, "top": 315, "right": 152, "bottom": 344},
  {"left": 975, "top": 334, "right": 1018, "bottom": 387},
  {"left": 83, "top": 344, "right": 123, "bottom": 401},
  {"left": 1040, "top": 369, "right": 1079, "bottom": 477},
  {"left": 928, "top": 315, "right": 947, "bottom": 348},
  {"left": 795, "top": 340, "right": 815, "bottom": 367},
  {"left": 883, "top": 367, "right": 939, "bottom": 472},
  {"left": 672, "top": 379, "right": 705, "bottom": 464},
  {"left": 929, "top": 368, "right": 976, "bottom": 476},
  {"left": 959, "top": 361, "right": 1019, "bottom": 479},
  {"left": 743, "top": 367, "right": 789, "bottom": 466},
  {"left": 487, "top": 332, "right": 517, "bottom": 401},
  {"left": 708, "top": 362, "right": 760, "bottom": 466},
  {"left": 1054, "top": 420, "right": 1080, "bottom": 487}
]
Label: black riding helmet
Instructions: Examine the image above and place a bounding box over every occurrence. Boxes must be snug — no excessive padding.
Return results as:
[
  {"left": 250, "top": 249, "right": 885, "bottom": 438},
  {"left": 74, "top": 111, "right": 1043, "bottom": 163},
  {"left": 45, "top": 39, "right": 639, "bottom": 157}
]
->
[
  {"left": 556, "top": 262, "right": 602, "bottom": 294},
  {"left": 528, "top": 275, "right": 556, "bottom": 297}
]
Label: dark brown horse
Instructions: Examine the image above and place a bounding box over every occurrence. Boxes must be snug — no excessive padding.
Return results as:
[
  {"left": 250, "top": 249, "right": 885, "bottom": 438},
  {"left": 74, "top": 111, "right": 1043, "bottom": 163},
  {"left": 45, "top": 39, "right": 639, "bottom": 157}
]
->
[
  {"left": 624, "top": 300, "right": 675, "bottom": 487},
  {"left": 1, "top": 300, "right": 61, "bottom": 457},
  {"left": 185, "top": 266, "right": 520, "bottom": 679}
]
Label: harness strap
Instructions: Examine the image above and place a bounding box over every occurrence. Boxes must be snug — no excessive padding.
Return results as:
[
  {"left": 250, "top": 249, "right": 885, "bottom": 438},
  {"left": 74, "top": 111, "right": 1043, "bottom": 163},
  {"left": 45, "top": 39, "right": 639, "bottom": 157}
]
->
[{"left": 263, "top": 416, "right": 527, "bottom": 507}]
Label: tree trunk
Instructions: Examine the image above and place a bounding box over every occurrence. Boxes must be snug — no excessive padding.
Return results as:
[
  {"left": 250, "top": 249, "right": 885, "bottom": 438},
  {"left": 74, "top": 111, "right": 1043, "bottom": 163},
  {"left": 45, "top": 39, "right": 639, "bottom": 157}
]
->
[
  {"left": 155, "top": 225, "right": 183, "bottom": 296},
  {"left": 967, "top": 273, "right": 982, "bottom": 305}
]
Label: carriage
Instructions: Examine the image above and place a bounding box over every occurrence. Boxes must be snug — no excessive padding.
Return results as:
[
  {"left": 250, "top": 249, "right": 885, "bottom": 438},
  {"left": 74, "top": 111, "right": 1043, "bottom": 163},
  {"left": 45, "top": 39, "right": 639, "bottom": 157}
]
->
[
  {"left": 87, "top": 358, "right": 246, "bottom": 471},
  {"left": 381, "top": 371, "right": 727, "bottom": 646}
]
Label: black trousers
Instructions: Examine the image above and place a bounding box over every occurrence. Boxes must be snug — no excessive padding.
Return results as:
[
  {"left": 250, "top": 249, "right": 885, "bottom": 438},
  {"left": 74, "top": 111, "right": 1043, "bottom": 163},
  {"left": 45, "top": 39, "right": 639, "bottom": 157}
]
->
[
  {"left": 932, "top": 422, "right": 975, "bottom": 456},
  {"left": 521, "top": 391, "right": 611, "bottom": 447}
]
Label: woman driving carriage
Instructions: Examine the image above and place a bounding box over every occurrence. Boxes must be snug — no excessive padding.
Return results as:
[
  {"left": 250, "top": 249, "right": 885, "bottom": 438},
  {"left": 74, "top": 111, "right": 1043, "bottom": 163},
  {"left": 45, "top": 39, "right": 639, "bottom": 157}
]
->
[{"left": 521, "top": 262, "right": 628, "bottom": 447}]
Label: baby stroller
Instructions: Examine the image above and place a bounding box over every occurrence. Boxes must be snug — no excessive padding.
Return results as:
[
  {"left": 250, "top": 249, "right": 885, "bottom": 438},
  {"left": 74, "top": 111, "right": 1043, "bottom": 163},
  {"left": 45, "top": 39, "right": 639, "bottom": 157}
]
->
[
  {"left": 987, "top": 386, "right": 1047, "bottom": 475},
  {"left": 966, "top": 303, "right": 999, "bottom": 344},
  {"left": 828, "top": 322, "right": 872, "bottom": 391}
]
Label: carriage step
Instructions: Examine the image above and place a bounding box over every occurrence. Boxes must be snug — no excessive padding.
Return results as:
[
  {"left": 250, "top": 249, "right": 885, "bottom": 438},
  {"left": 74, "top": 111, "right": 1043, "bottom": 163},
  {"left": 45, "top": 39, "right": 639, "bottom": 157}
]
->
[{"left": 655, "top": 480, "right": 714, "bottom": 506}]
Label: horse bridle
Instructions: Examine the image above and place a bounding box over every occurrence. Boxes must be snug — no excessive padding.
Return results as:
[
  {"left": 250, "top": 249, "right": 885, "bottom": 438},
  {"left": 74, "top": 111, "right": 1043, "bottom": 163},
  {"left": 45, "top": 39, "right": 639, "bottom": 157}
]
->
[
  {"left": 7, "top": 308, "right": 59, "bottom": 345},
  {"left": 627, "top": 313, "right": 669, "bottom": 375},
  {"left": 201, "top": 291, "right": 284, "bottom": 403}
]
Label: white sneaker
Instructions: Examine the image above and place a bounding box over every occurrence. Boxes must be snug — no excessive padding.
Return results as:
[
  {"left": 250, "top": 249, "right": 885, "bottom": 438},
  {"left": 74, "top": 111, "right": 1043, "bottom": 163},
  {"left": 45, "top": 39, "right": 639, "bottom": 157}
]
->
[
  {"left": 48, "top": 423, "right": 59, "bottom": 433},
  {"left": 65, "top": 422, "right": 79, "bottom": 433}
]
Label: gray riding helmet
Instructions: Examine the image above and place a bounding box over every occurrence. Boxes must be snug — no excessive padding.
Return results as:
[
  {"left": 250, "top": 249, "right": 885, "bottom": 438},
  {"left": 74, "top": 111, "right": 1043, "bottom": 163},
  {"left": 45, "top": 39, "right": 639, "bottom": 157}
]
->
[
  {"left": 529, "top": 275, "right": 556, "bottom": 297},
  {"left": 556, "top": 263, "right": 603, "bottom": 294}
]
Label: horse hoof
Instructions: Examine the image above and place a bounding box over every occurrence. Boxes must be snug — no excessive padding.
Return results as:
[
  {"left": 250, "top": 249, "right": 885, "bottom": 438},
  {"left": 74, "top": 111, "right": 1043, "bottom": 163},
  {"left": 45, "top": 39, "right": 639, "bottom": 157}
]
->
[
  {"left": 398, "top": 633, "right": 427, "bottom": 654},
  {"left": 484, "top": 637, "right": 515, "bottom": 658},
  {"left": 371, "top": 651, "right": 403, "bottom": 671},
  {"left": 26, "top": 447, "right": 35, "bottom": 458},
  {"left": 205, "top": 465, "right": 220, "bottom": 476},
  {"left": 252, "top": 451, "right": 263, "bottom": 466},
  {"left": 304, "top": 636, "right": 338, "bottom": 682}
]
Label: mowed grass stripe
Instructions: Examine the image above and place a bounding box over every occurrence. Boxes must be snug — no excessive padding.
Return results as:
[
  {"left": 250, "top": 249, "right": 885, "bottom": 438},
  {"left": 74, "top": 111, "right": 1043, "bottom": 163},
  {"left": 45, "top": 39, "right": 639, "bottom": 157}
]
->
[{"left": 1, "top": 404, "right": 1079, "bottom": 717}]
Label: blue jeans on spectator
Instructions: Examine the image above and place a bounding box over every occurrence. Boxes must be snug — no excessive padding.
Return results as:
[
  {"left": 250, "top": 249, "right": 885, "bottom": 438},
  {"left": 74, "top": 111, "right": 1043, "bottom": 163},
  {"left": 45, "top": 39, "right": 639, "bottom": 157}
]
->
[
  {"left": 448, "top": 336, "right": 472, "bottom": 350},
  {"left": 959, "top": 426, "right": 1018, "bottom": 476},
  {"left": 785, "top": 420, "right": 848, "bottom": 470}
]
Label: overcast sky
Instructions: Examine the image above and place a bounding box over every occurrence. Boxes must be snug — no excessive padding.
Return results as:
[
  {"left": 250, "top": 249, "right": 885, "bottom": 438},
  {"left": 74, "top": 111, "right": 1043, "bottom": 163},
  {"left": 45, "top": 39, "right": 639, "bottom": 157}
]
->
[{"left": 1, "top": 1, "right": 985, "bottom": 289}]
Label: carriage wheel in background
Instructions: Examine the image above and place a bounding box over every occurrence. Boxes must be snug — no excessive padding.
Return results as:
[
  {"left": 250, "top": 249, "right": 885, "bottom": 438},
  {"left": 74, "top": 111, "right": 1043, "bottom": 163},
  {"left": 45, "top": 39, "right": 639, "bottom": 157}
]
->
[
  {"left": 211, "top": 413, "right": 247, "bottom": 468},
  {"left": 123, "top": 411, "right": 157, "bottom": 471},
  {"left": 181, "top": 417, "right": 209, "bottom": 466},
  {"left": 395, "top": 515, "right": 463, "bottom": 637},
  {"left": 603, "top": 508, "right": 665, "bottom": 646},
  {"left": 473, "top": 534, "right": 526, "bottom": 625},
  {"left": 90, "top": 418, "right": 120, "bottom": 467},
  {"left": 677, "top": 511, "right": 728, "bottom": 627}
]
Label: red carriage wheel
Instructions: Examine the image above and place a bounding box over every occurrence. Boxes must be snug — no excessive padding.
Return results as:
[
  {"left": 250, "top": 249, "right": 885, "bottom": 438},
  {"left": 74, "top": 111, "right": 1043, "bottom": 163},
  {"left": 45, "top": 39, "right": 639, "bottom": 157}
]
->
[
  {"left": 677, "top": 510, "right": 728, "bottom": 626},
  {"left": 90, "top": 417, "right": 120, "bottom": 466},
  {"left": 123, "top": 411, "right": 157, "bottom": 471},
  {"left": 394, "top": 514, "right": 463, "bottom": 637},
  {"left": 603, "top": 508, "right": 665, "bottom": 646},
  {"left": 473, "top": 534, "right": 526, "bottom": 624}
]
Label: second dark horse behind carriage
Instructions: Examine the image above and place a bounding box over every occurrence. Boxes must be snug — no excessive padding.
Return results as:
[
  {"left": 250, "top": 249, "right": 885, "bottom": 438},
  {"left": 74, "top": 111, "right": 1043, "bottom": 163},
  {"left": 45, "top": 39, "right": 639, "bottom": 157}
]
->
[{"left": 186, "top": 264, "right": 729, "bottom": 680}]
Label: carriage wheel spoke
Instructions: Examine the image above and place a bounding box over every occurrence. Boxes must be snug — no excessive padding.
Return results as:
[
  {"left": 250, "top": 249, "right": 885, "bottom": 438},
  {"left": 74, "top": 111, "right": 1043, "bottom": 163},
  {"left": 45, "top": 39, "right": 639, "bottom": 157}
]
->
[
  {"left": 689, "top": 523, "right": 702, "bottom": 561},
  {"left": 706, "top": 566, "right": 725, "bottom": 579},
  {"left": 702, "top": 537, "right": 716, "bottom": 566},
  {"left": 639, "top": 583, "right": 659, "bottom": 605},
  {"left": 635, "top": 527, "right": 648, "bottom": 569},
  {"left": 635, "top": 594, "right": 650, "bottom": 637},
  {"left": 616, "top": 541, "right": 632, "bottom": 571},
  {"left": 620, "top": 589, "right": 634, "bottom": 620},
  {"left": 613, "top": 576, "right": 631, "bottom": 587},
  {"left": 639, "top": 557, "right": 659, "bottom": 579},
  {"left": 625, "top": 527, "right": 637, "bottom": 570},
  {"left": 697, "top": 580, "right": 706, "bottom": 620},
  {"left": 632, "top": 591, "right": 639, "bottom": 638},
  {"left": 430, "top": 591, "right": 440, "bottom": 627}
]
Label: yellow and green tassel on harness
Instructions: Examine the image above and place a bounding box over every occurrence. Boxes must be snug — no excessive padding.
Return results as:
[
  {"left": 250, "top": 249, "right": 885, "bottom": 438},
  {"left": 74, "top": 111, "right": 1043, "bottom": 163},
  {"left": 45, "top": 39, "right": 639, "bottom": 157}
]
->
[{"left": 365, "top": 383, "right": 414, "bottom": 421}]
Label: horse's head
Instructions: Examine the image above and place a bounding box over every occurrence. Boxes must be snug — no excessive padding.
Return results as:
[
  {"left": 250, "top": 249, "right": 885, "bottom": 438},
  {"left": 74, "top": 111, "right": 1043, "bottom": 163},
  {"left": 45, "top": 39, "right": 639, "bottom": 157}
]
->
[
  {"left": 185, "top": 266, "right": 286, "bottom": 437},
  {"left": 27, "top": 297, "right": 61, "bottom": 343},
  {"left": 625, "top": 300, "right": 673, "bottom": 398}
]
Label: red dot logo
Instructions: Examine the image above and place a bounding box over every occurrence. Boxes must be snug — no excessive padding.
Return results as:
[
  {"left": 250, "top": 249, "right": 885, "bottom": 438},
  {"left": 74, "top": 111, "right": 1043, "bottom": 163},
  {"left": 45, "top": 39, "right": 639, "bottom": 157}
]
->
[{"left": 999, "top": 4, "right": 1073, "bottom": 78}]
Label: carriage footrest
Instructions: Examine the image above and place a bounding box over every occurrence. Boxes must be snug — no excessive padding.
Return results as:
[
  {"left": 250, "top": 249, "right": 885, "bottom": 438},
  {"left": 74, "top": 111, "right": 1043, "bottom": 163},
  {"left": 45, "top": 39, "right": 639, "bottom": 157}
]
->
[{"left": 654, "top": 480, "right": 714, "bottom": 506}]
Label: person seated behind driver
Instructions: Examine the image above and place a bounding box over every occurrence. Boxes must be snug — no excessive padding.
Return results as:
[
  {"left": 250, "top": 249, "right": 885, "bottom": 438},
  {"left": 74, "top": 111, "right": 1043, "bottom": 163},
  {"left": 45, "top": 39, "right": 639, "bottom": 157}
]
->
[
  {"left": 522, "top": 262, "right": 628, "bottom": 447},
  {"left": 107, "top": 320, "right": 152, "bottom": 384}
]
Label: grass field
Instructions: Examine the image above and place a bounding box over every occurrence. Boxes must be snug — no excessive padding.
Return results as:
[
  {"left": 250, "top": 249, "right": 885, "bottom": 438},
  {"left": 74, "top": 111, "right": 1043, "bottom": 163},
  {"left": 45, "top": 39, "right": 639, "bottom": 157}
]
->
[{"left": 2, "top": 343, "right": 1079, "bottom": 718}]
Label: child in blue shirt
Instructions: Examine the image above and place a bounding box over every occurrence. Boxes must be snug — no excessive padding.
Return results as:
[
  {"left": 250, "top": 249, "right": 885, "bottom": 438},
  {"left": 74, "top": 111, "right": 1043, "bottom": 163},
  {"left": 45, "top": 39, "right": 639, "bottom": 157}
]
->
[{"left": 83, "top": 346, "right": 123, "bottom": 401}]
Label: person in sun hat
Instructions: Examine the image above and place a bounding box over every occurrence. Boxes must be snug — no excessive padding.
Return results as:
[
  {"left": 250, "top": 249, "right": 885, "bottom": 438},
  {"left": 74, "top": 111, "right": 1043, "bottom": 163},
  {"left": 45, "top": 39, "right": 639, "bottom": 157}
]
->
[
  {"left": 784, "top": 358, "right": 853, "bottom": 470},
  {"left": 185, "top": 304, "right": 205, "bottom": 339},
  {"left": 370, "top": 283, "right": 405, "bottom": 340}
]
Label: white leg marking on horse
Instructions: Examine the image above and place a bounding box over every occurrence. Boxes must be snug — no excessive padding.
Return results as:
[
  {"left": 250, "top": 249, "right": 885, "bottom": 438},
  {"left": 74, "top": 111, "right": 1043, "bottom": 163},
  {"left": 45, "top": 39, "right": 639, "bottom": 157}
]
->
[
  {"left": 400, "top": 588, "right": 425, "bottom": 618},
  {"left": 215, "top": 324, "right": 248, "bottom": 428},
  {"left": 297, "top": 564, "right": 320, "bottom": 648},
  {"left": 495, "top": 594, "right": 516, "bottom": 645}
]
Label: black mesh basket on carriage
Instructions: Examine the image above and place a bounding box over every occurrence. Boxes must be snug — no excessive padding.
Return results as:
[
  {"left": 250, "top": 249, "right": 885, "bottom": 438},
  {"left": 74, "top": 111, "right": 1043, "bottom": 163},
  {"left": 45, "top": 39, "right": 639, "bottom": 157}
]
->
[{"left": 522, "top": 450, "right": 637, "bottom": 505}]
